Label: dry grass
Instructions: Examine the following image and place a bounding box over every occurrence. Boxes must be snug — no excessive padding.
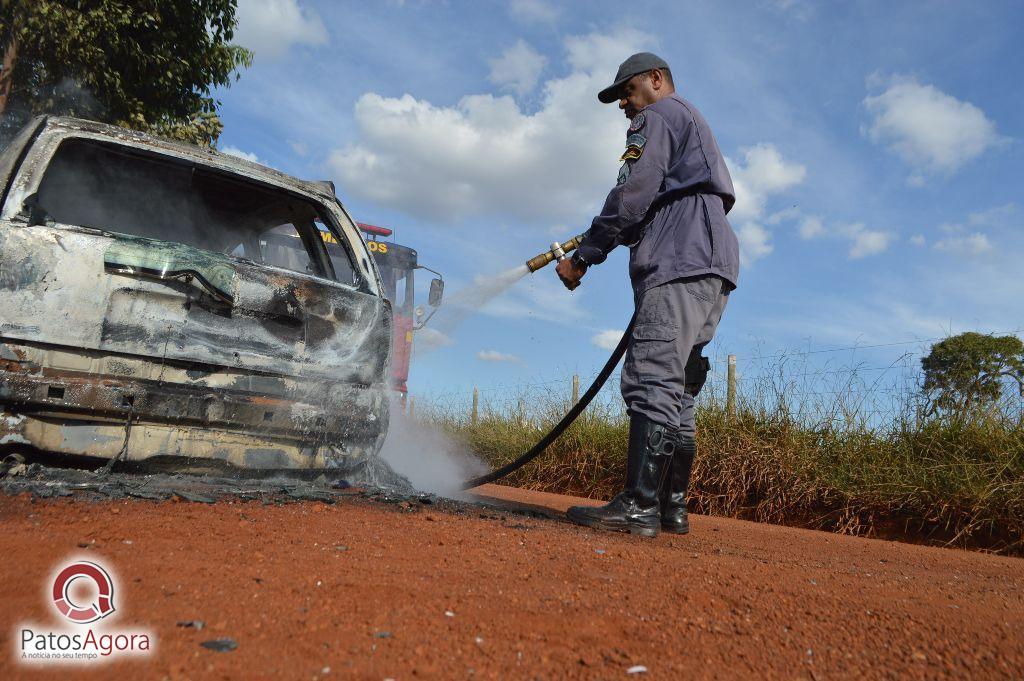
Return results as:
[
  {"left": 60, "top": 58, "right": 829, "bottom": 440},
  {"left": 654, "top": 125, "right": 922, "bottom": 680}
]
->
[{"left": 421, "top": 374, "right": 1024, "bottom": 555}]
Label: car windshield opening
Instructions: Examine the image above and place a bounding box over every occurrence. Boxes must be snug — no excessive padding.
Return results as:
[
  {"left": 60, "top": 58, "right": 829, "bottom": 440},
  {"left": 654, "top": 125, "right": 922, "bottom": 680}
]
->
[{"left": 35, "top": 138, "right": 358, "bottom": 283}]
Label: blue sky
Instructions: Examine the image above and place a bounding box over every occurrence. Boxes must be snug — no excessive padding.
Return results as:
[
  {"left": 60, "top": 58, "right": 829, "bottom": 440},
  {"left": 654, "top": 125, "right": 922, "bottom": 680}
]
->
[{"left": 215, "top": 0, "right": 1023, "bottom": 402}]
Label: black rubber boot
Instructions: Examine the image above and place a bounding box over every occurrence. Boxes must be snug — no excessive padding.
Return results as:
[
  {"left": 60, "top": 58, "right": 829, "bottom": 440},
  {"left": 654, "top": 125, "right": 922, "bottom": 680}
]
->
[
  {"left": 566, "top": 414, "right": 674, "bottom": 537},
  {"left": 660, "top": 432, "right": 695, "bottom": 534}
]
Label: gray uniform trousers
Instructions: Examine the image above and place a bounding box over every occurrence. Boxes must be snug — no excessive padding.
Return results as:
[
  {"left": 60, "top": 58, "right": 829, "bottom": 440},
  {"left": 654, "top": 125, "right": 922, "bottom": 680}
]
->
[{"left": 620, "top": 274, "right": 730, "bottom": 437}]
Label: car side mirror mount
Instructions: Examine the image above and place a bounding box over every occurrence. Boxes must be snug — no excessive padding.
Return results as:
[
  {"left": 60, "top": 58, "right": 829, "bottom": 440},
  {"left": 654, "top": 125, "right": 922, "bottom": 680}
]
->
[{"left": 20, "top": 192, "right": 48, "bottom": 225}]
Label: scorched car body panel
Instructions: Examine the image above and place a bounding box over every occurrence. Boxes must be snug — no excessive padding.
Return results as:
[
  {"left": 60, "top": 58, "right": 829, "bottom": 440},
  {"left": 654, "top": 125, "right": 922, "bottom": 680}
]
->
[{"left": 0, "top": 117, "right": 392, "bottom": 471}]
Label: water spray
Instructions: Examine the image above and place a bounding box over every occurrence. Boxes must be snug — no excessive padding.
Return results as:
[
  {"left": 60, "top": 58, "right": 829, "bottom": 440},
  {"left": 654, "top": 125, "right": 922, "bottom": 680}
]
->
[{"left": 422, "top": 236, "right": 586, "bottom": 353}]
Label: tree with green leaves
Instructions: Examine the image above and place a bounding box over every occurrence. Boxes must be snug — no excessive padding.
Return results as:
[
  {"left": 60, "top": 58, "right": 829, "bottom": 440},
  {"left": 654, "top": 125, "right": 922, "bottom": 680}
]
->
[
  {"left": 921, "top": 332, "right": 1024, "bottom": 419},
  {"left": 0, "top": 0, "right": 252, "bottom": 146}
]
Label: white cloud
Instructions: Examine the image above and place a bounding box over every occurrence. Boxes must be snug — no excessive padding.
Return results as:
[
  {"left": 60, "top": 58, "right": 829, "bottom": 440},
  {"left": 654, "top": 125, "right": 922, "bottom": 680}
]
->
[
  {"left": 769, "top": 231, "right": 1024, "bottom": 345},
  {"left": 219, "top": 145, "right": 261, "bottom": 163},
  {"left": 562, "top": 29, "right": 651, "bottom": 75},
  {"left": 235, "top": 0, "right": 327, "bottom": 60},
  {"left": 726, "top": 144, "right": 806, "bottom": 263},
  {"left": 328, "top": 28, "right": 652, "bottom": 223},
  {"left": 968, "top": 203, "right": 1016, "bottom": 227},
  {"left": 730, "top": 145, "right": 807, "bottom": 220},
  {"left": 927, "top": 204, "right": 1012, "bottom": 256},
  {"left": 765, "top": 207, "right": 893, "bottom": 258},
  {"left": 508, "top": 0, "right": 559, "bottom": 25},
  {"left": 909, "top": 234, "right": 926, "bottom": 247},
  {"left": 934, "top": 233, "right": 992, "bottom": 256},
  {"left": 841, "top": 223, "right": 894, "bottom": 259},
  {"left": 737, "top": 223, "right": 774, "bottom": 263},
  {"left": 414, "top": 327, "right": 454, "bottom": 353},
  {"left": 863, "top": 75, "right": 1002, "bottom": 181},
  {"left": 770, "top": 0, "right": 815, "bottom": 21},
  {"left": 764, "top": 297, "right": 959, "bottom": 347},
  {"left": 324, "top": 29, "right": 807, "bottom": 269},
  {"left": 476, "top": 349, "right": 522, "bottom": 363},
  {"left": 765, "top": 206, "right": 800, "bottom": 225},
  {"left": 547, "top": 223, "right": 573, "bottom": 238},
  {"left": 797, "top": 215, "right": 824, "bottom": 239},
  {"left": 488, "top": 40, "right": 546, "bottom": 97},
  {"left": 591, "top": 329, "right": 624, "bottom": 350},
  {"left": 849, "top": 231, "right": 891, "bottom": 259}
]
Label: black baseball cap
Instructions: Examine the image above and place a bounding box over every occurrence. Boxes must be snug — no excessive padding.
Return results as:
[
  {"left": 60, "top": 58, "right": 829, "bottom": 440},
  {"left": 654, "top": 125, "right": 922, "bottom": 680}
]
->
[{"left": 598, "top": 52, "right": 670, "bottom": 103}]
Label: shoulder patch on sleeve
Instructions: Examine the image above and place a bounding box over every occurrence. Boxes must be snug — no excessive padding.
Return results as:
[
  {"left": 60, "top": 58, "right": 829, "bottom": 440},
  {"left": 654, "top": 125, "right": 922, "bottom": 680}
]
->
[
  {"left": 620, "top": 148, "right": 642, "bottom": 162},
  {"left": 619, "top": 132, "right": 647, "bottom": 162},
  {"left": 625, "top": 133, "right": 647, "bottom": 148},
  {"left": 628, "top": 112, "right": 646, "bottom": 133}
]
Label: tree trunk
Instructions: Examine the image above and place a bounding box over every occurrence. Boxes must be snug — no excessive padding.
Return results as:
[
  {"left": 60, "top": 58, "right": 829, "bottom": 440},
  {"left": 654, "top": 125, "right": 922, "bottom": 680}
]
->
[{"left": 0, "top": 32, "right": 18, "bottom": 117}]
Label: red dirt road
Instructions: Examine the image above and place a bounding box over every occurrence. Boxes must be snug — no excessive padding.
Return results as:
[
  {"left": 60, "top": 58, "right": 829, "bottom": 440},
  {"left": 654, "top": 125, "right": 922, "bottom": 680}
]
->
[{"left": 2, "top": 485, "right": 1022, "bottom": 680}]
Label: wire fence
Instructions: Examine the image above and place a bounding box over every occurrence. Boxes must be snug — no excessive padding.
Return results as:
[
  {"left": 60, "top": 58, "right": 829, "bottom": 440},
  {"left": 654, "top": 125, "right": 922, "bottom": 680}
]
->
[{"left": 410, "top": 329, "right": 1024, "bottom": 431}]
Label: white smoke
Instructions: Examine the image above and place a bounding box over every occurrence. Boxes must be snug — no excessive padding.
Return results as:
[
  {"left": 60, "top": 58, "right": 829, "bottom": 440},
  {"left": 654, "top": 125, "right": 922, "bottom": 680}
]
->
[{"left": 379, "top": 401, "right": 489, "bottom": 497}]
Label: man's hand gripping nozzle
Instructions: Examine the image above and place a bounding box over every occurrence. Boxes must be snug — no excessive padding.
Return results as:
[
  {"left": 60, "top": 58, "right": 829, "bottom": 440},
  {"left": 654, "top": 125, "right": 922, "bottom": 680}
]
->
[{"left": 525, "top": 234, "right": 587, "bottom": 290}]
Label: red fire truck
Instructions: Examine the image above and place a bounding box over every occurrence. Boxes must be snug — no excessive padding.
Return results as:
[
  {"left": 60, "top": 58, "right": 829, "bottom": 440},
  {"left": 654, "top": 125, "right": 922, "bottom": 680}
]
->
[{"left": 319, "top": 222, "right": 443, "bottom": 396}]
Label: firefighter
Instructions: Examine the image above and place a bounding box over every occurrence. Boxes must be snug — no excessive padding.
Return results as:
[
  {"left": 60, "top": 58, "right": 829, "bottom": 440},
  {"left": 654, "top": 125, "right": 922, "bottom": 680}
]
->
[{"left": 556, "top": 52, "right": 739, "bottom": 537}]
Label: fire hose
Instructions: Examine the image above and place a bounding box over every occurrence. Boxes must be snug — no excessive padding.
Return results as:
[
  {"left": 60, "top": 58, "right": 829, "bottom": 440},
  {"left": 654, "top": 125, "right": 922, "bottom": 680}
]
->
[{"left": 461, "top": 237, "right": 635, "bottom": 490}]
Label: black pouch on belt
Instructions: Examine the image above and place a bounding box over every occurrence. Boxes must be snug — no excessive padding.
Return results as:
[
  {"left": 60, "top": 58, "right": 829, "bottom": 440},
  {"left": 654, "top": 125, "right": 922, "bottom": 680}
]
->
[{"left": 683, "top": 349, "right": 711, "bottom": 397}]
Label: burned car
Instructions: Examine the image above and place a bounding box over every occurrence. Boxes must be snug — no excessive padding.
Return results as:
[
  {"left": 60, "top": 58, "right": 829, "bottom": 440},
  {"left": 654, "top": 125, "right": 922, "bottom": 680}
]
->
[{"left": 0, "top": 117, "right": 393, "bottom": 473}]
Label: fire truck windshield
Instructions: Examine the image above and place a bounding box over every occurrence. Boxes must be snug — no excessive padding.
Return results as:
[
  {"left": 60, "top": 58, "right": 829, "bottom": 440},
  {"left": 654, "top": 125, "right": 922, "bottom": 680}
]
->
[
  {"left": 373, "top": 253, "right": 414, "bottom": 316},
  {"left": 314, "top": 223, "right": 417, "bottom": 315}
]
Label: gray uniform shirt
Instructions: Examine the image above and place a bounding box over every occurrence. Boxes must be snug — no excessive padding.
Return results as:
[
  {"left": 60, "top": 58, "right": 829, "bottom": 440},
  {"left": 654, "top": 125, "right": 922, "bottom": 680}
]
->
[{"left": 576, "top": 93, "right": 740, "bottom": 293}]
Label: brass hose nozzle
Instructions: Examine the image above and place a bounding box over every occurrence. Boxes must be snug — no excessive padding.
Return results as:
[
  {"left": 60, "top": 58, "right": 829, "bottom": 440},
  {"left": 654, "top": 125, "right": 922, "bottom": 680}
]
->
[{"left": 525, "top": 234, "right": 584, "bottom": 273}]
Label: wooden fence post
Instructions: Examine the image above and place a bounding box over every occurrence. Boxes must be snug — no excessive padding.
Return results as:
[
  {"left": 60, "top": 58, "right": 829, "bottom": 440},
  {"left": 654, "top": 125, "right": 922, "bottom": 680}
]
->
[
  {"left": 572, "top": 374, "right": 580, "bottom": 405},
  {"left": 727, "top": 355, "right": 737, "bottom": 419},
  {"left": 471, "top": 387, "right": 479, "bottom": 425}
]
